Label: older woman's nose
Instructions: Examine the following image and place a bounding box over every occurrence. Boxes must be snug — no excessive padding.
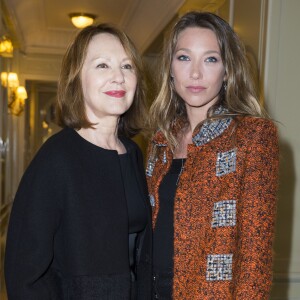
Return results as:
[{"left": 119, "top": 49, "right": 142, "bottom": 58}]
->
[{"left": 111, "top": 68, "right": 125, "bottom": 84}]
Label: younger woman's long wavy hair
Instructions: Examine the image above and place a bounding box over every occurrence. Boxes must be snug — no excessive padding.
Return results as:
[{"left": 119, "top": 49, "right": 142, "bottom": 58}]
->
[{"left": 149, "top": 11, "right": 267, "bottom": 148}]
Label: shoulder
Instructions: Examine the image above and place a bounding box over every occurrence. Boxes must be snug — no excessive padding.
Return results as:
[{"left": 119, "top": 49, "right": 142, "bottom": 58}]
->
[
  {"left": 36, "top": 127, "right": 82, "bottom": 156},
  {"left": 26, "top": 128, "right": 77, "bottom": 172},
  {"left": 238, "top": 116, "right": 277, "bottom": 130},
  {"left": 41, "top": 127, "right": 76, "bottom": 150},
  {"left": 234, "top": 117, "right": 279, "bottom": 154},
  {"left": 236, "top": 116, "right": 278, "bottom": 138}
]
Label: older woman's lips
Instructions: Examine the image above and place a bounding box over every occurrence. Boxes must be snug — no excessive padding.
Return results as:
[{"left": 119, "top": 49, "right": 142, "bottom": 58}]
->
[
  {"left": 187, "top": 86, "right": 206, "bottom": 93},
  {"left": 104, "top": 90, "right": 126, "bottom": 98}
]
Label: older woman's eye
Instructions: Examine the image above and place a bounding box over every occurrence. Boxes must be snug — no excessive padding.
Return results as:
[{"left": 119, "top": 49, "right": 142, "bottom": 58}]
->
[
  {"left": 177, "top": 55, "right": 190, "bottom": 61},
  {"left": 97, "top": 63, "right": 109, "bottom": 68},
  {"left": 205, "top": 56, "right": 218, "bottom": 63},
  {"left": 121, "top": 64, "right": 133, "bottom": 70}
]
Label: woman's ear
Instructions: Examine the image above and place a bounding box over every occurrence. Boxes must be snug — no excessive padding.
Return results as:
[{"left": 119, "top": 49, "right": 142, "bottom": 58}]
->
[
  {"left": 223, "top": 71, "right": 228, "bottom": 81},
  {"left": 170, "top": 69, "right": 174, "bottom": 78}
]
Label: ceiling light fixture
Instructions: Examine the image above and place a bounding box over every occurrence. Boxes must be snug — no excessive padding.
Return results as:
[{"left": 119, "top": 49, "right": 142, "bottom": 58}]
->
[{"left": 69, "top": 13, "right": 97, "bottom": 29}]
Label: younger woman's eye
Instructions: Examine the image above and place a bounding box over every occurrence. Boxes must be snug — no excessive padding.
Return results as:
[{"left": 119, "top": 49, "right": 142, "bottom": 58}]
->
[
  {"left": 97, "top": 63, "right": 109, "bottom": 68},
  {"left": 177, "top": 55, "right": 190, "bottom": 61},
  {"left": 205, "top": 56, "right": 218, "bottom": 63}
]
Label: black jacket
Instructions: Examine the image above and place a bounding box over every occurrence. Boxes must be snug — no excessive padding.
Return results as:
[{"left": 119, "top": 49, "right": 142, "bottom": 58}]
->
[{"left": 5, "top": 128, "right": 152, "bottom": 299}]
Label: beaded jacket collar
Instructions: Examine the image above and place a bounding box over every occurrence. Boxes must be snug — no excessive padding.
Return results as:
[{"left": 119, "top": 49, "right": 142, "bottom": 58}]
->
[{"left": 151, "top": 106, "right": 233, "bottom": 148}]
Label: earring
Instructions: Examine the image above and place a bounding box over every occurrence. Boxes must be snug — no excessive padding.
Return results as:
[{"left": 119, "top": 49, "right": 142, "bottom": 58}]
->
[{"left": 223, "top": 81, "right": 227, "bottom": 91}]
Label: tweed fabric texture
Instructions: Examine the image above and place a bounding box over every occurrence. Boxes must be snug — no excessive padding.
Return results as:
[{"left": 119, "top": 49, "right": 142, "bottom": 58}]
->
[{"left": 146, "top": 116, "right": 279, "bottom": 299}]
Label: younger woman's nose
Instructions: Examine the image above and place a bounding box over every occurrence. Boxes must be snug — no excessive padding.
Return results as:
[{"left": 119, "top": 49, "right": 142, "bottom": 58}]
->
[{"left": 190, "top": 62, "right": 203, "bottom": 80}]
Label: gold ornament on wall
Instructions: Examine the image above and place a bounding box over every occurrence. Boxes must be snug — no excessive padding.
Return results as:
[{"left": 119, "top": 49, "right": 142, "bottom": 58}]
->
[{"left": 1, "top": 72, "right": 28, "bottom": 116}]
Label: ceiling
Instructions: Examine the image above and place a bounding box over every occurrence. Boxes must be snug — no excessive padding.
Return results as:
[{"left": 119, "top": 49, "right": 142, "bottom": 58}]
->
[
  {"left": 2, "top": 0, "right": 185, "bottom": 56},
  {"left": 1, "top": 0, "right": 226, "bottom": 57}
]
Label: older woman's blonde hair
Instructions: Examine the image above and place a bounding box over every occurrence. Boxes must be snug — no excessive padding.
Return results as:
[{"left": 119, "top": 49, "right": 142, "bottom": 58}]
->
[
  {"left": 149, "top": 11, "right": 267, "bottom": 148},
  {"left": 56, "top": 23, "right": 148, "bottom": 138}
]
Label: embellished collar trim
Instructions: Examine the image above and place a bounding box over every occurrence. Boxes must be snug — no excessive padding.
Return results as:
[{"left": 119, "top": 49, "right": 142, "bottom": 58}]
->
[
  {"left": 150, "top": 129, "right": 168, "bottom": 147},
  {"left": 151, "top": 106, "right": 232, "bottom": 147},
  {"left": 192, "top": 107, "right": 232, "bottom": 146}
]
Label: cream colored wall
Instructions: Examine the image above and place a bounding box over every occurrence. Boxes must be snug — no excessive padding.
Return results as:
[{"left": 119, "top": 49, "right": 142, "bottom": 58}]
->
[
  {"left": 227, "top": 1, "right": 300, "bottom": 297},
  {"left": 221, "top": 1, "right": 300, "bottom": 298},
  {"left": 264, "top": 0, "right": 300, "bottom": 299},
  {"left": 11, "top": 52, "right": 62, "bottom": 193}
]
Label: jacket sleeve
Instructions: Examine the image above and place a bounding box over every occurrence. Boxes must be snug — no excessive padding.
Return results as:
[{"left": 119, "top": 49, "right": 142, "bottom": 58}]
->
[
  {"left": 4, "top": 151, "right": 63, "bottom": 299},
  {"left": 234, "top": 120, "right": 279, "bottom": 299}
]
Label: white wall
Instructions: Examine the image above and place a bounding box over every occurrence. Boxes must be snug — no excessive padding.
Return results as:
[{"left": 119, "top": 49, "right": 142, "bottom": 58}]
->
[{"left": 264, "top": 0, "right": 300, "bottom": 299}]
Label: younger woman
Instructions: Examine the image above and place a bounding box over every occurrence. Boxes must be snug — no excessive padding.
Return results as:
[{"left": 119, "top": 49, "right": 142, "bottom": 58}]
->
[{"left": 147, "top": 12, "right": 279, "bottom": 299}]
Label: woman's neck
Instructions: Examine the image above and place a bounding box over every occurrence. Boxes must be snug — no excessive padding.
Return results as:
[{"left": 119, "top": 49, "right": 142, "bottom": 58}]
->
[
  {"left": 173, "top": 106, "right": 209, "bottom": 158},
  {"left": 173, "top": 125, "right": 192, "bottom": 159},
  {"left": 77, "top": 125, "right": 126, "bottom": 154},
  {"left": 185, "top": 108, "right": 207, "bottom": 132}
]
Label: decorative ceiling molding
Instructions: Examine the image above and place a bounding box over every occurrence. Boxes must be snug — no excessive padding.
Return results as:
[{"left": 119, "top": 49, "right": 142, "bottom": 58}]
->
[
  {"left": 2, "top": 0, "right": 186, "bottom": 56},
  {"left": 179, "top": 0, "right": 227, "bottom": 15},
  {"left": 124, "top": 0, "right": 185, "bottom": 52}
]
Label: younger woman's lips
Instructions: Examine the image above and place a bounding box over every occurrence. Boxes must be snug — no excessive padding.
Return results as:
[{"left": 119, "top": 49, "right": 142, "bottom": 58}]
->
[
  {"left": 104, "top": 90, "right": 126, "bottom": 98},
  {"left": 186, "top": 86, "right": 206, "bottom": 93}
]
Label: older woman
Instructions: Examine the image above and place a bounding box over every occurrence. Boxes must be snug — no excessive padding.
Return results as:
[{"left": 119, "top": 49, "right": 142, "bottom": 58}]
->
[{"left": 5, "top": 24, "right": 151, "bottom": 300}]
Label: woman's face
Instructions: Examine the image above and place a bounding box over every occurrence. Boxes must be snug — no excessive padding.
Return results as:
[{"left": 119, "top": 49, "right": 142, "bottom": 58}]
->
[
  {"left": 81, "top": 33, "right": 137, "bottom": 122},
  {"left": 171, "top": 27, "right": 225, "bottom": 114}
]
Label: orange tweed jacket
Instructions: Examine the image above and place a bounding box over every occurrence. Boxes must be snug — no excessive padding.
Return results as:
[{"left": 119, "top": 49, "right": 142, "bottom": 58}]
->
[{"left": 146, "top": 116, "right": 279, "bottom": 299}]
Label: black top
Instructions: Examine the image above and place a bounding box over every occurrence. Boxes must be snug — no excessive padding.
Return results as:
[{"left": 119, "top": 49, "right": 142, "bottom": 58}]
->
[
  {"left": 5, "top": 128, "right": 152, "bottom": 300},
  {"left": 119, "top": 153, "right": 147, "bottom": 274},
  {"left": 153, "top": 158, "right": 186, "bottom": 272},
  {"left": 119, "top": 153, "right": 147, "bottom": 234}
]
